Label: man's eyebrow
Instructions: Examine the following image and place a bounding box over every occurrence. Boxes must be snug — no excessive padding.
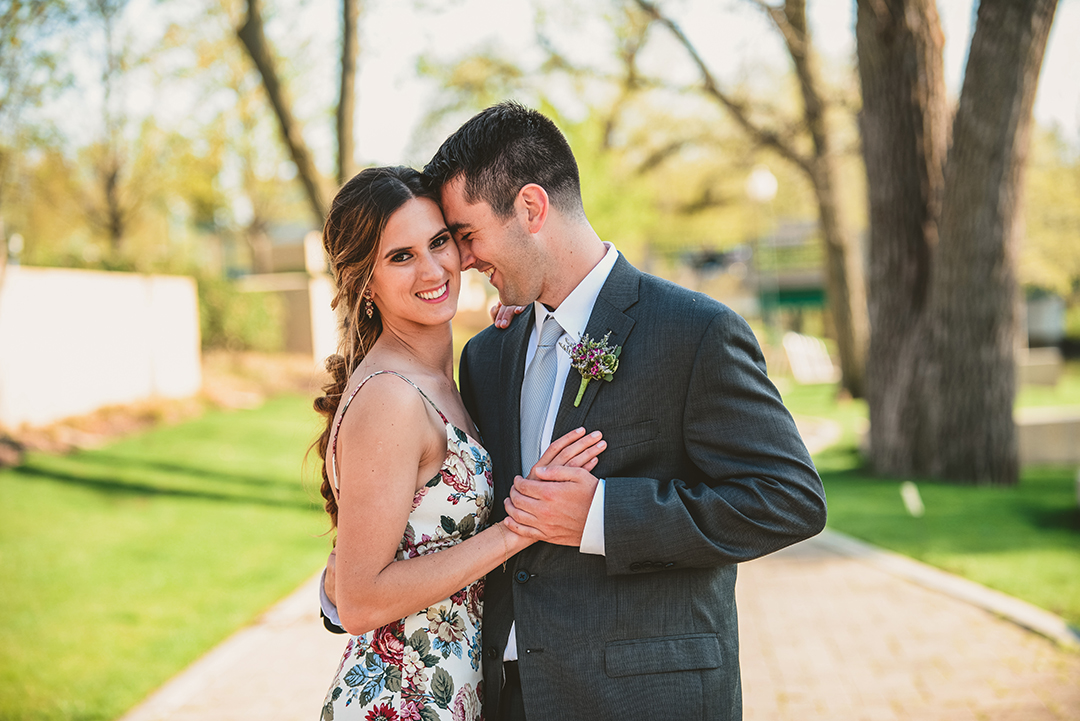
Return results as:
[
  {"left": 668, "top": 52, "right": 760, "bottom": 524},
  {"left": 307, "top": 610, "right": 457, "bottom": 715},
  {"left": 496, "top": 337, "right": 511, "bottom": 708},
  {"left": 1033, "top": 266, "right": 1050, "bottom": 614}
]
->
[{"left": 446, "top": 222, "right": 469, "bottom": 235}]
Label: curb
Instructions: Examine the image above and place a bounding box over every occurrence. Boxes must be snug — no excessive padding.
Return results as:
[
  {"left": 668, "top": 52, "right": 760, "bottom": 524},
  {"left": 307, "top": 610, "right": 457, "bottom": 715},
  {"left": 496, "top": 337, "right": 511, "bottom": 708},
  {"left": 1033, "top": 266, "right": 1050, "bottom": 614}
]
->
[
  {"left": 816, "top": 528, "right": 1080, "bottom": 651},
  {"left": 117, "top": 571, "right": 332, "bottom": 721}
]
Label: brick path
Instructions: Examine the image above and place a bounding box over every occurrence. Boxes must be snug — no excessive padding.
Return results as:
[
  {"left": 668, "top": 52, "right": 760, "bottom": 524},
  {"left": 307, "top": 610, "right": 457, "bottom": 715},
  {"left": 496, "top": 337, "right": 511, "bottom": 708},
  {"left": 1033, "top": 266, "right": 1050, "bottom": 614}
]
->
[
  {"left": 120, "top": 533, "right": 1080, "bottom": 721},
  {"left": 737, "top": 538, "right": 1080, "bottom": 721},
  {"left": 120, "top": 417, "right": 1080, "bottom": 721}
]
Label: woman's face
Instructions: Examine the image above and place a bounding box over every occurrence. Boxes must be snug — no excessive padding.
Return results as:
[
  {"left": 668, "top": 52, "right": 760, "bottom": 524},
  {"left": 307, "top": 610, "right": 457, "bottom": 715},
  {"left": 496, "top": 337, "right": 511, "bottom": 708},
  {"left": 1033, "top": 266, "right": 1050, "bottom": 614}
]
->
[{"left": 367, "top": 197, "right": 461, "bottom": 329}]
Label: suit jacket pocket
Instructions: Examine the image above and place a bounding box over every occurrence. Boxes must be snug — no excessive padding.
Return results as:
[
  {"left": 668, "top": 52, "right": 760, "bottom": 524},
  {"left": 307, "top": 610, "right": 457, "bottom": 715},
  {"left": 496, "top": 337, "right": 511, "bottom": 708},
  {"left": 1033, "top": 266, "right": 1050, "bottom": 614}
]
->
[
  {"left": 602, "top": 419, "right": 658, "bottom": 450},
  {"left": 604, "top": 633, "right": 722, "bottom": 678}
]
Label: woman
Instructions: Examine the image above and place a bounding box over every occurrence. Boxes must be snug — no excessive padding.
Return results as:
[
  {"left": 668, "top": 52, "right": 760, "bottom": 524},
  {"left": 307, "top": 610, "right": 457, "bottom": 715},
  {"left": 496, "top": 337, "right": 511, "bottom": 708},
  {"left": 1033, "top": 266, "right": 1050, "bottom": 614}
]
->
[{"left": 313, "top": 166, "right": 604, "bottom": 721}]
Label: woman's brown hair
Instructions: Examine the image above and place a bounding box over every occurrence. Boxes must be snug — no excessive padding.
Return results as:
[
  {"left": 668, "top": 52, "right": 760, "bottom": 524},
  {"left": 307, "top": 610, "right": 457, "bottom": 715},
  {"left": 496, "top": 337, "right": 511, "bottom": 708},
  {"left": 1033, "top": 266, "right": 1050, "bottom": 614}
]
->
[{"left": 313, "top": 166, "right": 437, "bottom": 527}]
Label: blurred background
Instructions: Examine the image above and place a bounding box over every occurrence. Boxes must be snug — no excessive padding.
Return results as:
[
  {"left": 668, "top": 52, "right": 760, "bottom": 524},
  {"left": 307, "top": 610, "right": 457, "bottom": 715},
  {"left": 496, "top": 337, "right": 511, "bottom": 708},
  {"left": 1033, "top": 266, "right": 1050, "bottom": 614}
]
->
[{"left": 1, "top": 0, "right": 1078, "bottom": 719}]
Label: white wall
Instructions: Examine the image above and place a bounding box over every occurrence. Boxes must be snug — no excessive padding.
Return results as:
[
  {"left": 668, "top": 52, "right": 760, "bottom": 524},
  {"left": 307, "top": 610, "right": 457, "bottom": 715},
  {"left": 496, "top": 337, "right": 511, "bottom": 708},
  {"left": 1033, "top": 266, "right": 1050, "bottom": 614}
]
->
[{"left": 0, "top": 266, "right": 201, "bottom": 428}]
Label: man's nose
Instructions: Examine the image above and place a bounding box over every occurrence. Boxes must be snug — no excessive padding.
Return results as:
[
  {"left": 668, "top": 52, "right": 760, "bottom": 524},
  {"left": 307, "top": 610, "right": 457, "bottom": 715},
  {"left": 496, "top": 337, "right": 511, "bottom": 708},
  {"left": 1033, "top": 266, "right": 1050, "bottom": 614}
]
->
[{"left": 457, "top": 240, "right": 476, "bottom": 271}]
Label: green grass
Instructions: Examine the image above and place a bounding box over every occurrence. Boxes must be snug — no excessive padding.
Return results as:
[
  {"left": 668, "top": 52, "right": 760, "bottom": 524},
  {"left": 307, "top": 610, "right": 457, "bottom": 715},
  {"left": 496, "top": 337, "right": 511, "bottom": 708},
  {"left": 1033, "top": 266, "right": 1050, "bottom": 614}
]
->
[
  {"left": 1016, "top": 360, "right": 1080, "bottom": 408},
  {"left": 776, "top": 375, "right": 1080, "bottom": 630},
  {"left": 0, "top": 395, "right": 332, "bottom": 721}
]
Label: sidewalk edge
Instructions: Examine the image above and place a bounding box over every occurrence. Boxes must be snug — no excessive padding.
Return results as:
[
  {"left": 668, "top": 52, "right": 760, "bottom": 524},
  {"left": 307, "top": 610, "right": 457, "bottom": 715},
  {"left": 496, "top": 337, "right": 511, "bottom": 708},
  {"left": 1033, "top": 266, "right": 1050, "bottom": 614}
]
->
[
  {"left": 116, "top": 571, "right": 325, "bottom": 721},
  {"left": 816, "top": 528, "right": 1080, "bottom": 651}
]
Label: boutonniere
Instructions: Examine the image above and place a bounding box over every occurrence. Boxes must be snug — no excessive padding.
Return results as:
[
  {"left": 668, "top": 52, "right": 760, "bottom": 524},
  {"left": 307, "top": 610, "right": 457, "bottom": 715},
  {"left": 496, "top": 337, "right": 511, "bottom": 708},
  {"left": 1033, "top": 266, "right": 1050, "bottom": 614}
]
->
[{"left": 562, "top": 332, "right": 622, "bottom": 407}]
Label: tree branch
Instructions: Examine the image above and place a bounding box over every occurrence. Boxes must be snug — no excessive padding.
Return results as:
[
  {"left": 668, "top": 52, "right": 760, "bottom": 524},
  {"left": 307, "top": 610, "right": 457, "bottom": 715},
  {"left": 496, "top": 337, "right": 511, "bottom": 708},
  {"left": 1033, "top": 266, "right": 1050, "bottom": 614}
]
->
[
  {"left": 337, "top": 0, "right": 359, "bottom": 185},
  {"left": 238, "top": 0, "right": 326, "bottom": 223},
  {"left": 633, "top": 0, "right": 813, "bottom": 176}
]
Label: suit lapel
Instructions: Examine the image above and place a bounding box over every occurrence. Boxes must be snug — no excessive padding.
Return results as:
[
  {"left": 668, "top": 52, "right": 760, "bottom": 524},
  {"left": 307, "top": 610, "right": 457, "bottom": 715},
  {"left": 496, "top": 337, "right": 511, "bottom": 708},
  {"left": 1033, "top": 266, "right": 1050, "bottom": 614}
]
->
[
  {"left": 552, "top": 256, "right": 640, "bottom": 437},
  {"left": 495, "top": 305, "right": 535, "bottom": 511}
]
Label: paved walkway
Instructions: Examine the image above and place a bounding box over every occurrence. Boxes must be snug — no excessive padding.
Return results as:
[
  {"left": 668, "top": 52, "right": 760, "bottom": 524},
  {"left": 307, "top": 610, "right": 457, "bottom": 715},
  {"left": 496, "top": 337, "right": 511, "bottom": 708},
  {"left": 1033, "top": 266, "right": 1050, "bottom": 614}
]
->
[
  {"left": 119, "top": 531, "right": 1080, "bottom": 721},
  {"left": 119, "top": 417, "right": 1080, "bottom": 720}
]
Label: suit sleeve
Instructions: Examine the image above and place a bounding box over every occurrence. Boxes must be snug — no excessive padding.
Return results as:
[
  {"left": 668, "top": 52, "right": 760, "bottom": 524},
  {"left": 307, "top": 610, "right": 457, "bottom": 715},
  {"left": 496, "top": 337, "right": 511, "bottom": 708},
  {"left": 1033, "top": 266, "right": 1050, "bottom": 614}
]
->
[{"left": 602, "top": 309, "right": 827, "bottom": 573}]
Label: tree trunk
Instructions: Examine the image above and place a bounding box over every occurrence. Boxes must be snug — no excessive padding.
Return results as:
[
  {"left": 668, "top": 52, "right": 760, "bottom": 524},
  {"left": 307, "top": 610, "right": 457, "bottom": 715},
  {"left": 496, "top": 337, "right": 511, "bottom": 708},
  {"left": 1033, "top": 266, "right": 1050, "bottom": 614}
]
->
[
  {"left": 922, "top": 0, "right": 1058, "bottom": 485},
  {"left": 636, "top": 0, "right": 870, "bottom": 397},
  {"left": 336, "top": 0, "right": 359, "bottom": 186},
  {"left": 238, "top": 0, "right": 326, "bottom": 224},
  {"left": 782, "top": 0, "right": 869, "bottom": 399},
  {"left": 857, "top": 0, "right": 1058, "bottom": 485},
  {"left": 856, "top": 0, "right": 948, "bottom": 475}
]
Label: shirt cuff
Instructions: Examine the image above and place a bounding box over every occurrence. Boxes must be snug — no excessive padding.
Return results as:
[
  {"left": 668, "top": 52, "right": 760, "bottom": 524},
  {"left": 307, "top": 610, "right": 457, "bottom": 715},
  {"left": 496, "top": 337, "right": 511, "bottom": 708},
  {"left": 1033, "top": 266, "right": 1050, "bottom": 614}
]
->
[
  {"left": 319, "top": 568, "right": 342, "bottom": 627},
  {"left": 578, "top": 477, "right": 606, "bottom": 556}
]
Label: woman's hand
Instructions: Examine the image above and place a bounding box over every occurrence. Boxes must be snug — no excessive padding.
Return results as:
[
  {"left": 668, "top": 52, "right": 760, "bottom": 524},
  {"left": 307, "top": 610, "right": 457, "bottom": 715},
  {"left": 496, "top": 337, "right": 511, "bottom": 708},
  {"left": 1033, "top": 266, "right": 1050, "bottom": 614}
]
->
[
  {"left": 489, "top": 301, "right": 527, "bottom": 329},
  {"left": 527, "top": 427, "right": 605, "bottom": 480}
]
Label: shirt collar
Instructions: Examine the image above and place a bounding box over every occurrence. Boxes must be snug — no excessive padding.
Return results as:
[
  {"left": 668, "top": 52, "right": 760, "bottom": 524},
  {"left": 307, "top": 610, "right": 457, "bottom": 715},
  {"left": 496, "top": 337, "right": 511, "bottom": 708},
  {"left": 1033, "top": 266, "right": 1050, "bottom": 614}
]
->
[{"left": 532, "top": 242, "right": 619, "bottom": 341}]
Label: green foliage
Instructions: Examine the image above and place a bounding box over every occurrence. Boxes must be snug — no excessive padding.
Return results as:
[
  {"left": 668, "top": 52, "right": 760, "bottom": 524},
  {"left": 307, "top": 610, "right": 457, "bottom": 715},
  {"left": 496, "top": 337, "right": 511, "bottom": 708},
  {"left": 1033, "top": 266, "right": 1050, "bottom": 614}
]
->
[
  {"left": 1020, "top": 127, "right": 1080, "bottom": 296},
  {"left": 197, "top": 275, "right": 284, "bottom": 352},
  {"left": 0, "top": 395, "right": 329, "bottom": 721}
]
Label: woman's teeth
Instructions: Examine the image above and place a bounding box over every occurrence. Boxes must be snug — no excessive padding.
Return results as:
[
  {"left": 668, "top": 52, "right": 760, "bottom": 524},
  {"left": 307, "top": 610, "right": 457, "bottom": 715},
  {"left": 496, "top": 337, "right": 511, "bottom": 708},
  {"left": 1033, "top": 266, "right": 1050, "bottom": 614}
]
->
[{"left": 417, "top": 283, "right": 447, "bottom": 300}]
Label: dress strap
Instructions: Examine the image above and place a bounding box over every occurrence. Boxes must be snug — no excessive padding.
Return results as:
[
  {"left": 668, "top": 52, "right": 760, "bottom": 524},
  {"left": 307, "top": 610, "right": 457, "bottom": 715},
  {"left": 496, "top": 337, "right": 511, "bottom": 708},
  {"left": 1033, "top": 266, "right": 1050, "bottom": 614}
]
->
[{"left": 329, "top": 370, "right": 449, "bottom": 494}]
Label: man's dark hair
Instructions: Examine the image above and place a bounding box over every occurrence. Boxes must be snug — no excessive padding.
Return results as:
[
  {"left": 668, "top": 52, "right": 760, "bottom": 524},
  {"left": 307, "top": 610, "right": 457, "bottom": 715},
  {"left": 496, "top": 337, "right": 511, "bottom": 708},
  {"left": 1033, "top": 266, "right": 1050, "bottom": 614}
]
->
[{"left": 424, "top": 101, "right": 584, "bottom": 220}]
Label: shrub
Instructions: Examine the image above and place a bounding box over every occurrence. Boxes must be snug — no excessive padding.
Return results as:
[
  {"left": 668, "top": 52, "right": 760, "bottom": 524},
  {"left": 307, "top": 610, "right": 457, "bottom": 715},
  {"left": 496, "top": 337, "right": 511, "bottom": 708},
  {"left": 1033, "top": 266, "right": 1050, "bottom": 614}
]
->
[{"left": 197, "top": 276, "right": 284, "bottom": 352}]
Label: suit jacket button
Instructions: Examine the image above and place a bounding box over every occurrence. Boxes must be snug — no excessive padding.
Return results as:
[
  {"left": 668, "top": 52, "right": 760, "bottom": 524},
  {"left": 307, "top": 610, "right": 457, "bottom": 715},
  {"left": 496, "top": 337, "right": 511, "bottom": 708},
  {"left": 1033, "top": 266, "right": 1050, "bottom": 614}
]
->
[
  {"left": 630, "top": 562, "right": 642, "bottom": 571},
  {"left": 514, "top": 569, "right": 531, "bottom": 584},
  {"left": 487, "top": 647, "right": 498, "bottom": 659}
]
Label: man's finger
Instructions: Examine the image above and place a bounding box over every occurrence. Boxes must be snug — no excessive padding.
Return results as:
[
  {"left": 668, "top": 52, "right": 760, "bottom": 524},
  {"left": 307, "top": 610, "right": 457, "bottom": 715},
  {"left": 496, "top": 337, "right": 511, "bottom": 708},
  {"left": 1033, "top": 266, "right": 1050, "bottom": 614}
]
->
[
  {"left": 502, "top": 514, "right": 542, "bottom": 539},
  {"left": 504, "top": 496, "right": 541, "bottom": 527}
]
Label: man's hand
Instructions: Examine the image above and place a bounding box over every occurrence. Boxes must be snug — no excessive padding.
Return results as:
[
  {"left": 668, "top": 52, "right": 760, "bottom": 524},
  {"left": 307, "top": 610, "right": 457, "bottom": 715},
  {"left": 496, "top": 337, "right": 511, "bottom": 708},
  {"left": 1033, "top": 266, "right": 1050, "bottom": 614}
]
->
[
  {"left": 324, "top": 548, "right": 337, "bottom": 607},
  {"left": 503, "top": 466, "right": 600, "bottom": 546}
]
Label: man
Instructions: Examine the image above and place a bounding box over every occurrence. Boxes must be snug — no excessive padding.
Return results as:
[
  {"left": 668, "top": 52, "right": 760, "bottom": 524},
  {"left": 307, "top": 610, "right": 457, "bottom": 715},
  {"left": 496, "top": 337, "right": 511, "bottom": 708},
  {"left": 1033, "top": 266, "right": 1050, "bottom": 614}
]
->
[{"left": 327, "top": 101, "right": 826, "bottom": 720}]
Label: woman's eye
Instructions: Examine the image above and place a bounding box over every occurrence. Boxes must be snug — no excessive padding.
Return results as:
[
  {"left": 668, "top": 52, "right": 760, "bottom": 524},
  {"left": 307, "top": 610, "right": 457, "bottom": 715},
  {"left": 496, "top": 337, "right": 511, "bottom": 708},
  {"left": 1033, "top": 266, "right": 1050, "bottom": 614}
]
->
[
  {"left": 391, "top": 252, "right": 411, "bottom": 263},
  {"left": 432, "top": 234, "right": 450, "bottom": 249}
]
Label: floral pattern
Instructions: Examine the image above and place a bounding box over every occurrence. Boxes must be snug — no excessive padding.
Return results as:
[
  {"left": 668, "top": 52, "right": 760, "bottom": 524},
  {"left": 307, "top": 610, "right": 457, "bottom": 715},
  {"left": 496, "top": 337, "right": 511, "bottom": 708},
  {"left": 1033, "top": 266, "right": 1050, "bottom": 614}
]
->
[{"left": 322, "top": 376, "right": 493, "bottom": 721}]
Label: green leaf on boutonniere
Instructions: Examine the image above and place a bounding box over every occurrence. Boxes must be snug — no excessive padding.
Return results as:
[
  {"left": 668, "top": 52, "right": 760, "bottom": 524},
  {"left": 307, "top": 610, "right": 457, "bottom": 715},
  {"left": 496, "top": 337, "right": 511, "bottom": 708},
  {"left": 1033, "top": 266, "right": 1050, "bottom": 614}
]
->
[{"left": 561, "top": 332, "right": 622, "bottom": 406}]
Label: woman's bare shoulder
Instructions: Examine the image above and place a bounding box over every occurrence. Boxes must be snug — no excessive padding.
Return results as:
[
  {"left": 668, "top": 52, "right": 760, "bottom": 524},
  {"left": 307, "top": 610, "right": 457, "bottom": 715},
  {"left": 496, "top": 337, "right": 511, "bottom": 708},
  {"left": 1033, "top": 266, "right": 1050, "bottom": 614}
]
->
[{"left": 338, "top": 371, "right": 432, "bottom": 437}]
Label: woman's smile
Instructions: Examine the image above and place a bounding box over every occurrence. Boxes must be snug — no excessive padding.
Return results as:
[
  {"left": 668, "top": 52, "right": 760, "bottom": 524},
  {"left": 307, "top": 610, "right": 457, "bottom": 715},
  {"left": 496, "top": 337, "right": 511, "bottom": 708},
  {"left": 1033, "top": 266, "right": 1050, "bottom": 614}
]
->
[{"left": 416, "top": 282, "right": 449, "bottom": 302}]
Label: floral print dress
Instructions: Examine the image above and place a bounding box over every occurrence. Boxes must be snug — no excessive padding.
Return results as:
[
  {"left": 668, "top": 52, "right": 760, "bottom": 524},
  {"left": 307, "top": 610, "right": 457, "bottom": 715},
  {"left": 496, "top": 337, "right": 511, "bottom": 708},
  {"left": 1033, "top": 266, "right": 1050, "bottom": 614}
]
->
[{"left": 322, "top": 371, "right": 493, "bottom": 721}]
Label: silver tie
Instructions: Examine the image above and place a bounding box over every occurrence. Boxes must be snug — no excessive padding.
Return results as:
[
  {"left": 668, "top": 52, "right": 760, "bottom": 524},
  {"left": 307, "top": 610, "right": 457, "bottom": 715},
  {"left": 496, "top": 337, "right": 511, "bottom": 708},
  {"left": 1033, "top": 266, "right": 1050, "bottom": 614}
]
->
[{"left": 520, "top": 315, "right": 563, "bottom": 476}]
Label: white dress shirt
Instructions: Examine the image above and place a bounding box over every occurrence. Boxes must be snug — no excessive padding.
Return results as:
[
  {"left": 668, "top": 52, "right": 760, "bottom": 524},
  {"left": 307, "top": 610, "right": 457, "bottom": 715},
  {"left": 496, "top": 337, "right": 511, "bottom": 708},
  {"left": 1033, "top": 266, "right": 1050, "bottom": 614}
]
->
[{"left": 505, "top": 241, "right": 618, "bottom": 661}]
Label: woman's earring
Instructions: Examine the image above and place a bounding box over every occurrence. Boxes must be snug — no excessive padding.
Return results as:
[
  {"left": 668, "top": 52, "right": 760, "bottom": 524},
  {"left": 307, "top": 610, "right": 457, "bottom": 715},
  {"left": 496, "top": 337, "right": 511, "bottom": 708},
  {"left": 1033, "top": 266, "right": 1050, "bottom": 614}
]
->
[{"left": 363, "top": 292, "right": 374, "bottom": 319}]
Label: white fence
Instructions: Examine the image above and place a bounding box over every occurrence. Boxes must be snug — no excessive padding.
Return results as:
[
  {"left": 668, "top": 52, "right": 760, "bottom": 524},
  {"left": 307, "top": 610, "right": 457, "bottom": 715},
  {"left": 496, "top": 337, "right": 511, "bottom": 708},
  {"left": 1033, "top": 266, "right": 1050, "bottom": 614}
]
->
[{"left": 0, "top": 266, "right": 201, "bottom": 428}]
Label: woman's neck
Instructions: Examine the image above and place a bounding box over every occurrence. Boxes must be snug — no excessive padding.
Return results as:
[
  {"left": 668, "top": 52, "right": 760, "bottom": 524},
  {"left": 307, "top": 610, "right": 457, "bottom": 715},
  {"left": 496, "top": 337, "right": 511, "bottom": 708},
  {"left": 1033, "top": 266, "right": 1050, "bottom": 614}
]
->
[{"left": 369, "top": 319, "right": 455, "bottom": 379}]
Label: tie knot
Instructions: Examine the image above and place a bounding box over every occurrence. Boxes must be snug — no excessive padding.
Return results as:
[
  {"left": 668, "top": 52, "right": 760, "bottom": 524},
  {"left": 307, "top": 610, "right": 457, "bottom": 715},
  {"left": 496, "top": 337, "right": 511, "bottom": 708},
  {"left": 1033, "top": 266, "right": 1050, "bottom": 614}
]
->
[{"left": 538, "top": 316, "right": 562, "bottom": 348}]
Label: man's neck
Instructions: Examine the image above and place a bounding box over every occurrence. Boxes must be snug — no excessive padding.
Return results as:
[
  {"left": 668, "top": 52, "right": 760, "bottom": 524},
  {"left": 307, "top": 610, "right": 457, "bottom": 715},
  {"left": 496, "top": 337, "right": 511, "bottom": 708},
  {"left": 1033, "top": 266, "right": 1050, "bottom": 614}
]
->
[{"left": 537, "top": 226, "right": 607, "bottom": 310}]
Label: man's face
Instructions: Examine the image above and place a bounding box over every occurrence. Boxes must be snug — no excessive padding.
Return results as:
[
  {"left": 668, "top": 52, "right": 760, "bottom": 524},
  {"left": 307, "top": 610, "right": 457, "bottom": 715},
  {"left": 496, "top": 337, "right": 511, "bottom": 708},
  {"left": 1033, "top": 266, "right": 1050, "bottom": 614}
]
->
[{"left": 440, "top": 175, "right": 544, "bottom": 307}]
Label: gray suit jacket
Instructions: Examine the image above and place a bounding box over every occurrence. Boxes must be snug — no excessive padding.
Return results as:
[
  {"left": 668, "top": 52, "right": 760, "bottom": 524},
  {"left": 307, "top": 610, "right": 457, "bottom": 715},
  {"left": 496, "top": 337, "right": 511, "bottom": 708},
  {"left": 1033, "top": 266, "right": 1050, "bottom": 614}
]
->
[{"left": 458, "top": 256, "right": 826, "bottom": 720}]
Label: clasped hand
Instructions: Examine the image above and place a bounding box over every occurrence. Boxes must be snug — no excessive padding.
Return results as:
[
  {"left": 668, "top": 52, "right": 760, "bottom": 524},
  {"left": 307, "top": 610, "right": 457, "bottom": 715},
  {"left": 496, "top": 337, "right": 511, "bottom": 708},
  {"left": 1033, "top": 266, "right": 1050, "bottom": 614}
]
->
[{"left": 503, "top": 427, "right": 605, "bottom": 546}]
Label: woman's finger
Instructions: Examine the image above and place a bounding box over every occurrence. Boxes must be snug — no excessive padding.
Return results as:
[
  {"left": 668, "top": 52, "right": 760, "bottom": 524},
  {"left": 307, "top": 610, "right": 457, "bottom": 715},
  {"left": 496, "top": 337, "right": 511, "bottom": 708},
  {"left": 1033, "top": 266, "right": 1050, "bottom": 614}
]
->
[
  {"left": 557, "top": 434, "right": 606, "bottom": 468},
  {"left": 534, "top": 427, "right": 587, "bottom": 469}
]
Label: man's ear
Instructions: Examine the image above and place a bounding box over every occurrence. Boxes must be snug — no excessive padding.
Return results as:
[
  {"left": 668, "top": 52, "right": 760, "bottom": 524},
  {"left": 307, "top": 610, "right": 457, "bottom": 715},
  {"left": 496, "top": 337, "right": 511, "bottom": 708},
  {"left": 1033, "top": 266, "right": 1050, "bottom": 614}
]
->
[{"left": 517, "top": 183, "right": 549, "bottom": 233}]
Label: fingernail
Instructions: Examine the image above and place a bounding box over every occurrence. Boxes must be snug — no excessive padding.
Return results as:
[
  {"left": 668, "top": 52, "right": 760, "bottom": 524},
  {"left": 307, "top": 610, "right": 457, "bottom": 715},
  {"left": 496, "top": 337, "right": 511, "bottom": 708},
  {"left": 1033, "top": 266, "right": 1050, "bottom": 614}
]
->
[
  {"left": 591, "top": 431, "right": 601, "bottom": 438},
  {"left": 597, "top": 441, "right": 606, "bottom": 448}
]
